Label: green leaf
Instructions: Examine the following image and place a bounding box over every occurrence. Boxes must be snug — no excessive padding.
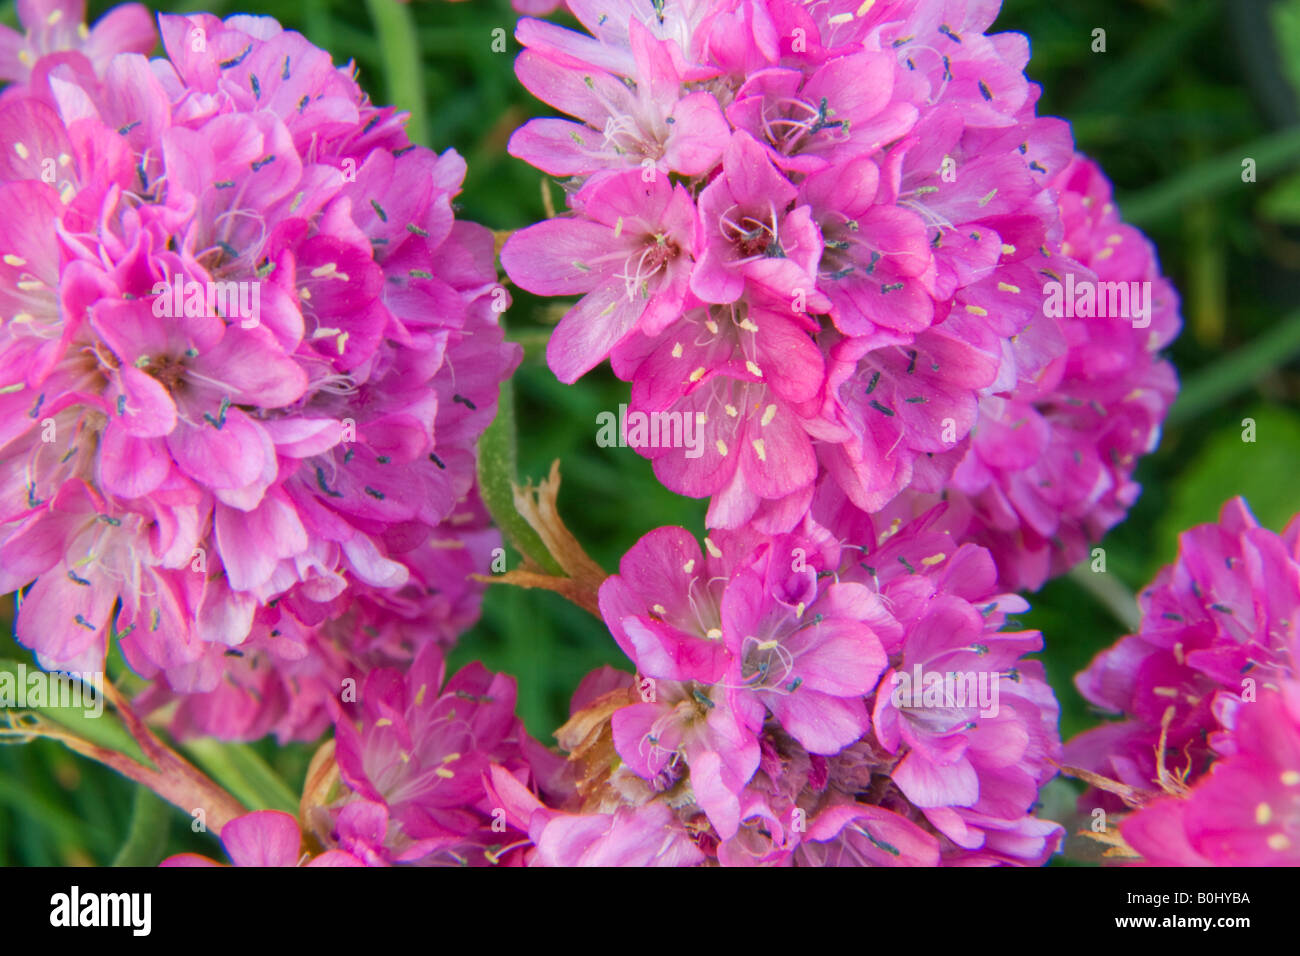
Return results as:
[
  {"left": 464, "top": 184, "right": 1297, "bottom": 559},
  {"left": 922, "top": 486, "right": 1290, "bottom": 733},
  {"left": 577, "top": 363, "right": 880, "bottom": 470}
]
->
[
  {"left": 180, "top": 739, "right": 299, "bottom": 815},
  {"left": 477, "top": 374, "right": 564, "bottom": 575},
  {"left": 1272, "top": 0, "right": 1300, "bottom": 102},
  {"left": 1120, "top": 126, "right": 1300, "bottom": 225},
  {"left": 111, "top": 785, "right": 171, "bottom": 867},
  {"left": 1168, "top": 309, "right": 1300, "bottom": 425},
  {"left": 1260, "top": 170, "right": 1300, "bottom": 224},
  {"left": 1156, "top": 404, "right": 1300, "bottom": 568}
]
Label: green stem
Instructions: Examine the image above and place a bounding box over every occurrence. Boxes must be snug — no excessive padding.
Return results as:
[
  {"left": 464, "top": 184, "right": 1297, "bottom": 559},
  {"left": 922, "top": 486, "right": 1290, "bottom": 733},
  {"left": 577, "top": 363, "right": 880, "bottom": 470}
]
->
[
  {"left": 111, "top": 785, "right": 171, "bottom": 867},
  {"left": 365, "top": 0, "right": 428, "bottom": 145},
  {"left": 477, "top": 376, "right": 564, "bottom": 575},
  {"left": 1068, "top": 564, "right": 1140, "bottom": 633}
]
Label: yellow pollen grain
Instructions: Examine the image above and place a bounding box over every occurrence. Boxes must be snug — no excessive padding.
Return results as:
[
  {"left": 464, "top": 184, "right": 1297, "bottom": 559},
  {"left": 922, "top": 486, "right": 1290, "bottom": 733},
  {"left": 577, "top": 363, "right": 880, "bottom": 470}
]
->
[
  {"left": 827, "top": 11, "right": 854, "bottom": 24},
  {"left": 415, "top": 684, "right": 428, "bottom": 706},
  {"left": 706, "top": 627, "right": 722, "bottom": 640},
  {"left": 336, "top": 332, "right": 349, "bottom": 355},
  {"left": 757, "top": 639, "right": 779, "bottom": 651},
  {"left": 1107, "top": 234, "right": 1123, "bottom": 245},
  {"left": 877, "top": 517, "right": 902, "bottom": 544},
  {"left": 1152, "top": 686, "right": 1178, "bottom": 698},
  {"left": 704, "top": 537, "right": 722, "bottom": 558},
  {"left": 78, "top": 23, "right": 89, "bottom": 39},
  {"left": 399, "top": 751, "right": 411, "bottom": 763},
  {"left": 3, "top": 254, "right": 26, "bottom": 267},
  {"left": 1268, "top": 834, "right": 1291, "bottom": 852},
  {"left": 725, "top": 404, "right": 738, "bottom": 417},
  {"left": 1256, "top": 803, "right": 1273, "bottom": 825},
  {"left": 671, "top": 342, "right": 683, "bottom": 358},
  {"left": 965, "top": 304, "right": 987, "bottom": 316},
  {"left": 739, "top": 318, "right": 759, "bottom": 332},
  {"left": 689, "top": 366, "right": 705, "bottom": 382},
  {"left": 16, "top": 280, "right": 43, "bottom": 292},
  {"left": 613, "top": 216, "right": 624, "bottom": 238},
  {"left": 13, "top": 313, "right": 34, "bottom": 324},
  {"left": 60, "top": 183, "right": 75, "bottom": 204},
  {"left": 715, "top": 439, "right": 728, "bottom": 456},
  {"left": 58, "top": 153, "right": 71, "bottom": 167},
  {"left": 47, "top": 9, "right": 63, "bottom": 24},
  {"left": 745, "top": 360, "right": 762, "bottom": 377},
  {"left": 795, "top": 602, "right": 805, "bottom": 619},
  {"left": 1282, "top": 770, "right": 1300, "bottom": 786},
  {"left": 375, "top": 718, "right": 393, "bottom": 727},
  {"left": 652, "top": 603, "right": 667, "bottom": 615},
  {"left": 1174, "top": 643, "right": 1185, "bottom": 666},
  {"left": 442, "top": 753, "right": 460, "bottom": 763},
  {"left": 857, "top": 0, "right": 876, "bottom": 15},
  {"left": 299, "top": 286, "right": 313, "bottom": 300},
  {"left": 997, "top": 282, "right": 1020, "bottom": 294},
  {"left": 435, "top": 767, "right": 455, "bottom": 779},
  {"left": 1096, "top": 246, "right": 1114, "bottom": 260},
  {"left": 1001, "top": 243, "right": 1016, "bottom": 255},
  {"left": 761, "top": 404, "right": 777, "bottom": 426},
  {"left": 705, "top": 319, "right": 719, "bottom": 334},
  {"left": 751, "top": 438, "right": 766, "bottom": 461},
  {"left": 17, "top": 50, "right": 31, "bottom": 66},
  {"left": 13, "top": 142, "right": 29, "bottom": 159},
  {"left": 311, "top": 262, "right": 349, "bottom": 280},
  {"left": 682, "top": 559, "right": 695, "bottom": 573},
  {"left": 920, "top": 553, "right": 946, "bottom": 567}
]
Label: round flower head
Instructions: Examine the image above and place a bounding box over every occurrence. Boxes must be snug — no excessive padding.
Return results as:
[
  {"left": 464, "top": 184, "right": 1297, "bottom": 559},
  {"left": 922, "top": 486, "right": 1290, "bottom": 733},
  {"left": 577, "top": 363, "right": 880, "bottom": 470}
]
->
[
  {"left": 1067, "top": 498, "right": 1300, "bottom": 825},
  {"left": 309, "top": 644, "right": 561, "bottom": 866},
  {"left": 0, "top": 9, "right": 519, "bottom": 708},
  {"left": 512, "top": 493, "right": 1063, "bottom": 865},
  {"left": 503, "top": 0, "right": 1082, "bottom": 530}
]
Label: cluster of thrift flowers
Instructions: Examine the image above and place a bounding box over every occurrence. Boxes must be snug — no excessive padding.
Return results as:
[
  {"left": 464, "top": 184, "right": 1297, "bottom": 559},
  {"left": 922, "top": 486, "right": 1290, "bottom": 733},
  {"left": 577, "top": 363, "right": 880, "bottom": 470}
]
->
[
  {"left": 0, "top": 1, "right": 519, "bottom": 740},
  {"left": 496, "top": 497, "right": 1065, "bottom": 866},
  {"left": 503, "top": 0, "right": 1080, "bottom": 531},
  {"left": 1066, "top": 497, "right": 1300, "bottom": 865}
]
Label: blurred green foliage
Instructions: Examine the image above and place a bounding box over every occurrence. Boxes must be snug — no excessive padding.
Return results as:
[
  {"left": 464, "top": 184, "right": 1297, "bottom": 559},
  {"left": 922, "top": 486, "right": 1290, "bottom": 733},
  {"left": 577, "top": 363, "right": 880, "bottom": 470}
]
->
[{"left": 1, "top": 0, "right": 1298, "bottom": 865}]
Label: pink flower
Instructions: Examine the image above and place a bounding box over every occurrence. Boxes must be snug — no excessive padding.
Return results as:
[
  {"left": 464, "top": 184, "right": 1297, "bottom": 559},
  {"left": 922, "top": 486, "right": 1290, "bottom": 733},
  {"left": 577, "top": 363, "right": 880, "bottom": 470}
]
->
[
  {"left": 319, "top": 644, "right": 554, "bottom": 865},
  {"left": 501, "top": 169, "right": 695, "bottom": 382},
  {"left": 509, "top": 16, "right": 727, "bottom": 180},
  {"left": 0, "top": 0, "right": 155, "bottom": 86},
  {"left": 162, "top": 810, "right": 365, "bottom": 867},
  {"left": 690, "top": 130, "right": 829, "bottom": 311}
]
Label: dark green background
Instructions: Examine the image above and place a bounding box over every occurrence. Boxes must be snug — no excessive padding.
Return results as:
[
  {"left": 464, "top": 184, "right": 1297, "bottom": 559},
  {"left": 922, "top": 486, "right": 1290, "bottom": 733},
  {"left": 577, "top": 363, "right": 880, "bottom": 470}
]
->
[{"left": 1, "top": 0, "right": 1298, "bottom": 864}]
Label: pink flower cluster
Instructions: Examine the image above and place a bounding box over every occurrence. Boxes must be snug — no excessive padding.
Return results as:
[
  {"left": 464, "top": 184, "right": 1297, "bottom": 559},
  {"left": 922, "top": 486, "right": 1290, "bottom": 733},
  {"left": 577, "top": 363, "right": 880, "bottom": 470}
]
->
[
  {"left": 501, "top": 0, "right": 1176, "bottom": 556},
  {"left": 0, "top": 1, "right": 519, "bottom": 739},
  {"left": 484, "top": 490, "right": 1063, "bottom": 866},
  {"left": 1067, "top": 498, "right": 1300, "bottom": 865}
]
